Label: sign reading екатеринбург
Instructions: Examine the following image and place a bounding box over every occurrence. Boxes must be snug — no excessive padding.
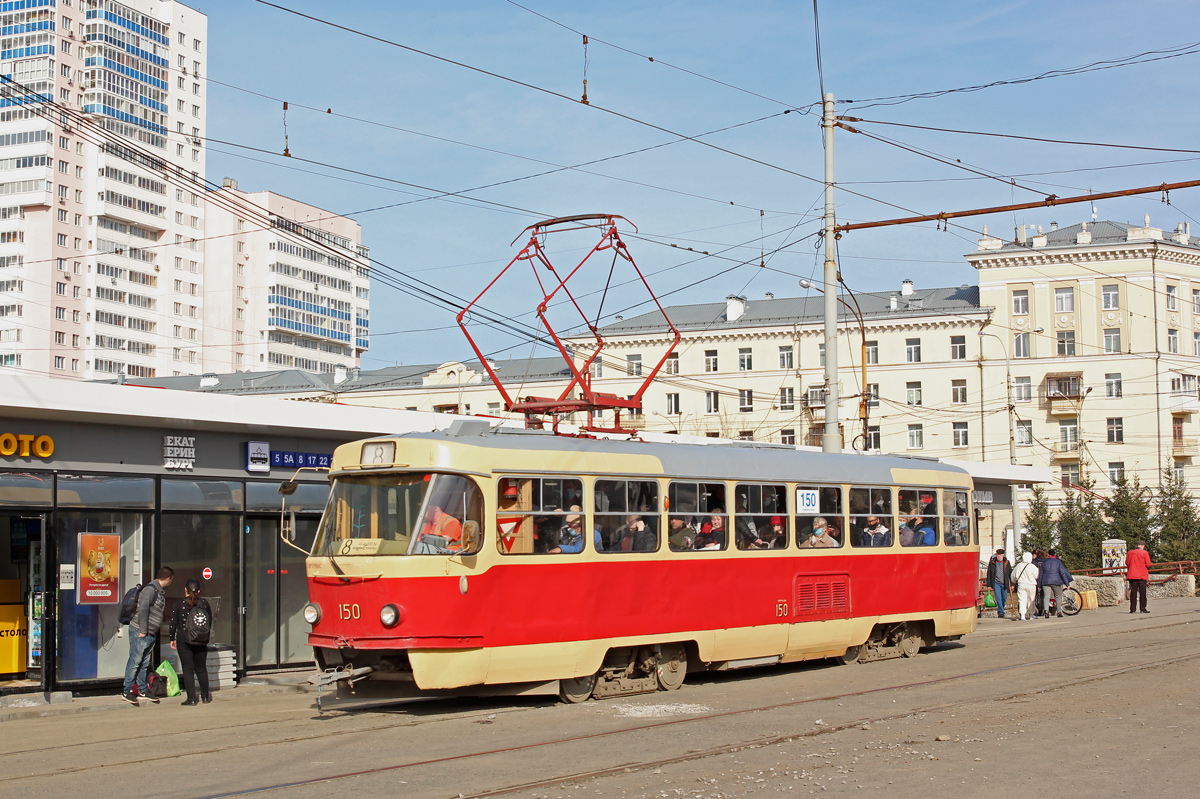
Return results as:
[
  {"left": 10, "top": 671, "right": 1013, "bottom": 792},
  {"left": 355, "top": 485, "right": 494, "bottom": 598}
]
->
[{"left": 163, "top": 435, "right": 196, "bottom": 471}]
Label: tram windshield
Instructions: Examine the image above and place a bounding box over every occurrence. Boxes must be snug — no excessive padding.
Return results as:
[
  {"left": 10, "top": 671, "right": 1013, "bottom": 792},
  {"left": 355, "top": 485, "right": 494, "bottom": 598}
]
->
[{"left": 312, "top": 473, "right": 483, "bottom": 556}]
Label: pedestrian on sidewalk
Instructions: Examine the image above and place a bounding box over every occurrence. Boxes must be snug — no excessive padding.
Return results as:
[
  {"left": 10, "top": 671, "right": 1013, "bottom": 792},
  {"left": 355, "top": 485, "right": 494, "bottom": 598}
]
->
[
  {"left": 986, "top": 549, "right": 1013, "bottom": 618},
  {"left": 1040, "top": 549, "right": 1073, "bottom": 618},
  {"left": 122, "top": 566, "right": 174, "bottom": 705},
  {"left": 1124, "top": 540, "right": 1152, "bottom": 614},
  {"left": 1012, "top": 551, "right": 1040, "bottom": 620},
  {"left": 169, "top": 578, "right": 213, "bottom": 705}
]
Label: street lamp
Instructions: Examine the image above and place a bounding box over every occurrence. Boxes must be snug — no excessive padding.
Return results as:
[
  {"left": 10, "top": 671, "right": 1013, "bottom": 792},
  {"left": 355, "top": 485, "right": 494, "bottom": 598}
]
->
[
  {"left": 800, "top": 279, "right": 870, "bottom": 449},
  {"left": 978, "top": 325, "right": 1042, "bottom": 557},
  {"left": 651, "top": 410, "right": 689, "bottom": 434}
]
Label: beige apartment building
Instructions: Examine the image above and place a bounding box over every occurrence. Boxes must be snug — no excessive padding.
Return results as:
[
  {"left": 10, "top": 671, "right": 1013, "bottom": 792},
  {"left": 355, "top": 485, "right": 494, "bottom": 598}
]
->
[{"left": 132, "top": 217, "right": 1200, "bottom": 506}]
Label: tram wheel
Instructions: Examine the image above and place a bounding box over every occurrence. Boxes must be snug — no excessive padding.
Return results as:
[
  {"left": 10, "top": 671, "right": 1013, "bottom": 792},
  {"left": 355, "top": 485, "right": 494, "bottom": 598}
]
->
[
  {"left": 836, "top": 644, "right": 862, "bottom": 665},
  {"left": 899, "top": 626, "right": 922, "bottom": 658},
  {"left": 656, "top": 644, "right": 687, "bottom": 691},
  {"left": 558, "top": 672, "right": 598, "bottom": 704}
]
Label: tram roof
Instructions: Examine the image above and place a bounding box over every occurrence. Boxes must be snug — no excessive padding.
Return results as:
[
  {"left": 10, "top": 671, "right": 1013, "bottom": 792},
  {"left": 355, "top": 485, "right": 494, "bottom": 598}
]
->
[{"left": 392, "top": 421, "right": 973, "bottom": 485}]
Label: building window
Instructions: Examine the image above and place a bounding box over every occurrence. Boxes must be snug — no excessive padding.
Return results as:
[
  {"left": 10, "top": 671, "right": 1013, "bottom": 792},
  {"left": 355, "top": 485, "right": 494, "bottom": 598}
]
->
[
  {"left": 1168, "top": 329, "right": 1179, "bottom": 354},
  {"left": 664, "top": 353, "right": 679, "bottom": 374},
  {"left": 866, "top": 383, "right": 879, "bottom": 408},
  {"left": 1107, "top": 417, "right": 1124, "bottom": 444},
  {"left": 780, "top": 429, "right": 795, "bottom": 445},
  {"left": 665, "top": 393, "right": 680, "bottom": 415},
  {"left": 905, "top": 338, "right": 921, "bottom": 363},
  {"left": 1054, "top": 287, "right": 1075, "bottom": 313},
  {"left": 588, "top": 358, "right": 603, "bottom": 379},
  {"left": 1167, "top": 284, "right": 1178, "bottom": 311},
  {"left": 1047, "top": 375, "right": 1081, "bottom": 398},
  {"left": 1013, "top": 332, "right": 1031, "bottom": 358},
  {"left": 1016, "top": 420, "right": 1033, "bottom": 446},
  {"left": 738, "top": 431, "right": 753, "bottom": 441},
  {"left": 1174, "top": 464, "right": 1185, "bottom": 483},
  {"left": 1014, "top": 376, "right": 1032, "bottom": 402},
  {"left": 1061, "top": 463, "right": 1081, "bottom": 488},
  {"left": 1106, "top": 373, "right": 1123, "bottom": 398},
  {"left": 950, "top": 335, "right": 966, "bottom": 360},
  {"left": 866, "top": 426, "right": 880, "bottom": 451},
  {"left": 54, "top": 331, "right": 65, "bottom": 345},
  {"left": 952, "top": 422, "right": 969, "bottom": 448},
  {"left": 1193, "top": 289, "right": 1200, "bottom": 314},
  {"left": 1102, "top": 284, "right": 1120, "bottom": 310},
  {"left": 865, "top": 340, "right": 878, "bottom": 364},
  {"left": 907, "top": 424, "right": 923, "bottom": 450},
  {"left": 818, "top": 344, "right": 826, "bottom": 367},
  {"left": 1109, "top": 462, "right": 1125, "bottom": 485},
  {"left": 1012, "top": 290, "right": 1029, "bottom": 316},
  {"left": 55, "top": 282, "right": 65, "bottom": 296},
  {"left": 1056, "top": 331, "right": 1076, "bottom": 356},
  {"left": 738, "top": 389, "right": 753, "bottom": 412},
  {"left": 1060, "top": 418, "right": 1079, "bottom": 449},
  {"left": 705, "top": 391, "right": 719, "bottom": 414},
  {"left": 951, "top": 379, "right": 967, "bottom": 404},
  {"left": 626, "top": 354, "right": 642, "bottom": 376},
  {"left": 55, "top": 307, "right": 65, "bottom": 320},
  {"left": 778, "top": 345, "right": 793, "bottom": 369},
  {"left": 53, "top": 356, "right": 65, "bottom": 370},
  {"left": 906, "top": 382, "right": 922, "bottom": 406},
  {"left": 1195, "top": 333, "right": 1200, "bottom": 357},
  {"left": 779, "top": 387, "right": 794, "bottom": 411},
  {"left": 1103, "top": 328, "right": 1121, "bottom": 354},
  {"left": 738, "top": 348, "right": 752, "bottom": 371},
  {"left": 704, "top": 350, "right": 718, "bottom": 372}
]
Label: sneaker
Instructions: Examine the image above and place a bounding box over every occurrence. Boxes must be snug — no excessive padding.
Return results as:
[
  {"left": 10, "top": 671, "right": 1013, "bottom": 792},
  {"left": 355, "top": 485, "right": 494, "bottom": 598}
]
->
[
  {"left": 1141, "top": 609, "right": 1151, "bottom": 613},
  {"left": 144, "top": 695, "right": 160, "bottom": 704},
  {"left": 120, "top": 691, "right": 139, "bottom": 706},
  {"left": 1056, "top": 613, "right": 1063, "bottom": 618}
]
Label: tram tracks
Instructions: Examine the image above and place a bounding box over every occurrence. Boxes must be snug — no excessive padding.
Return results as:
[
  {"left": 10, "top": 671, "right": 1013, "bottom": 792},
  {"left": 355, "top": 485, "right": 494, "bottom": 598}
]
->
[
  {"left": 181, "top": 632, "right": 1200, "bottom": 799},
  {"left": 4, "top": 621, "right": 1196, "bottom": 794}
]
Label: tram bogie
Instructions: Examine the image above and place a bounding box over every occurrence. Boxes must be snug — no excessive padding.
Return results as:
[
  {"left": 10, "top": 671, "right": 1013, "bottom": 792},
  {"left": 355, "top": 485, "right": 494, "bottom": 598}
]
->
[{"left": 303, "top": 423, "right": 980, "bottom": 708}]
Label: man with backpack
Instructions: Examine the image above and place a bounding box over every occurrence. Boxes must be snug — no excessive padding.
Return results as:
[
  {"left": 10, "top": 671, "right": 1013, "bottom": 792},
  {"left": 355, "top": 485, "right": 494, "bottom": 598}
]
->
[
  {"left": 121, "top": 566, "right": 174, "bottom": 705},
  {"left": 169, "top": 578, "right": 213, "bottom": 705}
]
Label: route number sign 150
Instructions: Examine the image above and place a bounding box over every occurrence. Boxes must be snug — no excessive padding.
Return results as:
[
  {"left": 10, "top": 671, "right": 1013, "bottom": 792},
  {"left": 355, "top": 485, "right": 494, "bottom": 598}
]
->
[{"left": 796, "top": 489, "right": 819, "bottom": 513}]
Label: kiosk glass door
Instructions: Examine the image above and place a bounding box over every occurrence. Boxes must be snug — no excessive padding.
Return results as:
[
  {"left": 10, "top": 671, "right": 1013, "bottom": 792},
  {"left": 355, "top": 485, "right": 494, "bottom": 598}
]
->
[
  {"left": 245, "top": 516, "right": 318, "bottom": 668},
  {"left": 159, "top": 513, "right": 241, "bottom": 654}
]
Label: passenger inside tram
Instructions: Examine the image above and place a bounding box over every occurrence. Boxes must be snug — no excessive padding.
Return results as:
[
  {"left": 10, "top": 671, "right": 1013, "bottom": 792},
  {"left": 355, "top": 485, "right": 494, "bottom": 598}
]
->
[{"left": 695, "top": 511, "right": 726, "bottom": 549}]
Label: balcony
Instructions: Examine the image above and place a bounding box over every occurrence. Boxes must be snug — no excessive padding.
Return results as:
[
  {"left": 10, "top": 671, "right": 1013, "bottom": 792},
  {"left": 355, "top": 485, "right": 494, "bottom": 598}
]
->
[
  {"left": 1046, "top": 392, "right": 1083, "bottom": 416},
  {"left": 622, "top": 413, "right": 646, "bottom": 430},
  {"left": 1172, "top": 437, "right": 1198, "bottom": 457},
  {"left": 1170, "top": 390, "right": 1199, "bottom": 415},
  {"left": 1052, "top": 440, "right": 1081, "bottom": 459}
]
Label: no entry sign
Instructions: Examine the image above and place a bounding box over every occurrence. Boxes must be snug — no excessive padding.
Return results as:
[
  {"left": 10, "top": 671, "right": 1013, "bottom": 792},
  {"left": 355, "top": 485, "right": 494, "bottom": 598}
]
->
[{"left": 202, "top": 567, "right": 212, "bottom": 581}]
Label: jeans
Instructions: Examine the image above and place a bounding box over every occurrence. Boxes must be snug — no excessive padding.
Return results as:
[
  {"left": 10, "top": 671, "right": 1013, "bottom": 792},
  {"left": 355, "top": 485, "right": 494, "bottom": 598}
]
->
[
  {"left": 992, "top": 581, "right": 1009, "bottom": 615},
  {"left": 1041, "top": 584, "right": 1064, "bottom": 616},
  {"left": 177, "top": 641, "right": 210, "bottom": 702},
  {"left": 123, "top": 629, "right": 156, "bottom": 695}
]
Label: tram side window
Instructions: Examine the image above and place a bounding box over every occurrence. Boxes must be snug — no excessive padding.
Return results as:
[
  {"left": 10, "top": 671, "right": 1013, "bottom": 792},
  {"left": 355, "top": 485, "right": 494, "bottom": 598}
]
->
[
  {"left": 897, "top": 489, "right": 939, "bottom": 546},
  {"left": 495, "top": 477, "right": 585, "bottom": 555},
  {"left": 796, "top": 486, "right": 843, "bottom": 548},
  {"left": 943, "top": 491, "right": 972, "bottom": 546},
  {"left": 849, "top": 487, "right": 894, "bottom": 547},
  {"left": 595, "top": 479, "right": 660, "bottom": 553},
  {"left": 666, "top": 481, "right": 727, "bottom": 551},
  {"left": 408, "top": 474, "right": 484, "bottom": 555},
  {"left": 733, "top": 483, "right": 788, "bottom": 550}
]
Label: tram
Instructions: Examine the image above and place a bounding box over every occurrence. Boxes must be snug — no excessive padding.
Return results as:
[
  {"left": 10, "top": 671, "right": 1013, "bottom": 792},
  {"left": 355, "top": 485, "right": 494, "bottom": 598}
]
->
[{"left": 303, "top": 420, "right": 979, "bottom": 707}]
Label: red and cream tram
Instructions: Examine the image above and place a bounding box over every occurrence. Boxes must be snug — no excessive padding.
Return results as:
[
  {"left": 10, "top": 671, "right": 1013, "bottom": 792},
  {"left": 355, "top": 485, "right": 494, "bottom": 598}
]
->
[{"left": 303, "top": 421, "right": 978, "bottom": 706}]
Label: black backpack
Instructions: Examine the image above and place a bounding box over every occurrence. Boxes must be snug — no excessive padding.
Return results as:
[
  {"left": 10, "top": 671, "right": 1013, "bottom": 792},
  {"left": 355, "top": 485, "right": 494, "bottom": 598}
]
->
[
  {"left": 183, "top": 600, "right": 212, "bottom": 645},
  {"left": 118, "top": 583, "right": 157, "bottom": 625}
]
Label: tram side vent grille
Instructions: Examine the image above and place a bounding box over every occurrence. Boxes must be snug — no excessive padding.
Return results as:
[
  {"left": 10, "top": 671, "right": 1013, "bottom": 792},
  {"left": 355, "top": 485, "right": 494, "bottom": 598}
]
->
[{"left": 793, "top": 573, "right": 851, "bottom": 619}]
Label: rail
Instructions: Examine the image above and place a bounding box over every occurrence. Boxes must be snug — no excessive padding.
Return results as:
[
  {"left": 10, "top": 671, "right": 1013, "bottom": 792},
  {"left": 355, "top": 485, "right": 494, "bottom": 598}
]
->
[{"left": 1070, "top": 560, "right": 1200, "bottom": 579}]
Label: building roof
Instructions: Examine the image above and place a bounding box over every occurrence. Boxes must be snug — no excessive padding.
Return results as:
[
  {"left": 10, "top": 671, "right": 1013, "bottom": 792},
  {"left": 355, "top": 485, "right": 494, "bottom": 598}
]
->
[
  {"left": 593, "top": 285, "right": 985, "bottom": 336},
  {"left": 117, "top": 356, "right": 574, "bottom": 397},
  {"left": 981, "top": 219, "right": 1200, "bottom": 254}
]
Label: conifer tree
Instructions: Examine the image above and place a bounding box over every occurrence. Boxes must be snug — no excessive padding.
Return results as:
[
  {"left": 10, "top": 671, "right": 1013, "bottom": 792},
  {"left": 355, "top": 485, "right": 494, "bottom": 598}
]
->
[
  {"left": 1056, "top": 476, "right": 1105, "bottom": 569},
  {"left": 1021, "top": 485, "right": 1056, "bottom": 554},
  {"left": 1155, "top": 465, "right": 1199, "bottom": 562},
  {"left": 1103, "top": 475, "right": 1153, "bottom": 548}
]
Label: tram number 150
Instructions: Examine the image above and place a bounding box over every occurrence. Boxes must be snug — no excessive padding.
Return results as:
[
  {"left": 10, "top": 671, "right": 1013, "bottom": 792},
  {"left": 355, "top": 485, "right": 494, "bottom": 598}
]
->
[
  {"left": 339, "top": 603, "right": 361, "bottom": 620},
  {"left": 775, "top": 600, "right": 789, "bottom": 617}
]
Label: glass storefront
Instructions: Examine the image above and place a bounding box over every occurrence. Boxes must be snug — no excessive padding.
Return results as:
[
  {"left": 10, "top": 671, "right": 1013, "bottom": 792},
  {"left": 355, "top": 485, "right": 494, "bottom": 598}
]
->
[{"left": 0, "top": 471, "right": 331, "bottom": 691}]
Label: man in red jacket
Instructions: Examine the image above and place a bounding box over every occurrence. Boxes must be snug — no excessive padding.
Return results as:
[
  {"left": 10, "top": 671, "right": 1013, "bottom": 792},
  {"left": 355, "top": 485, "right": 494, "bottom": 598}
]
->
[{"left": 1124, "top": 540, "right": 1152, "bottom": 614}]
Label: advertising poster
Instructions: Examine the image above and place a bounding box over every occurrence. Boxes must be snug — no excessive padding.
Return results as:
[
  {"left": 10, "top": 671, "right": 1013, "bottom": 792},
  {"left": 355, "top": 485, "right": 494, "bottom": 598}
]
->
[{"left": 78, "top": 533, "right": 120, "bottom": 605}]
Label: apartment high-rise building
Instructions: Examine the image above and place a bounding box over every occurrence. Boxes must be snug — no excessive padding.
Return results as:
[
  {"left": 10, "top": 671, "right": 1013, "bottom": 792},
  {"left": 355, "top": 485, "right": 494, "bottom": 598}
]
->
[
  {"left": 204, "top": 178, "right": 370, "bottom": 374},
  {"left": 0, "top": 0, "right": 207, "bottom": 378}
]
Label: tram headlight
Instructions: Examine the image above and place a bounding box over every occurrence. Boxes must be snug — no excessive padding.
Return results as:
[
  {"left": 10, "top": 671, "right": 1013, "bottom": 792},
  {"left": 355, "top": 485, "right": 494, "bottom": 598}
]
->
[
  {"left": 380, "top": 604, "right": 400, "bottom": 628},
  {"left": 303, "top": 603, "right": 322, "bottom": 625}
]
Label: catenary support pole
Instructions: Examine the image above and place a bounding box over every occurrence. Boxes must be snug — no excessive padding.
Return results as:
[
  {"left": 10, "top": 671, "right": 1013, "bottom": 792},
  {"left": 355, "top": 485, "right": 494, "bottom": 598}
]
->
[{"left": 822, "top": 92, "right": 842, "bottom": 453}]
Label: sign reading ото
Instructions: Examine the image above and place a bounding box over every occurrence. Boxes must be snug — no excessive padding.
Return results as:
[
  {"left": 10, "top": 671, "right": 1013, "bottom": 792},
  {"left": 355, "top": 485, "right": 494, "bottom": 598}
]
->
[
  {"left": 0, "top": 433, "right": 54, "bottom": 459},
  {"left": 163, "top": 435, "right": 196, "bottom": 471}
]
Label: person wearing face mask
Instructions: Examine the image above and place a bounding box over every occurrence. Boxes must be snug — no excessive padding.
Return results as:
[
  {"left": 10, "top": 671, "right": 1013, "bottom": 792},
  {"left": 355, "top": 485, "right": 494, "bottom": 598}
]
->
[{"left": 860, "top": 515, "right": 890, "bottom": 547}]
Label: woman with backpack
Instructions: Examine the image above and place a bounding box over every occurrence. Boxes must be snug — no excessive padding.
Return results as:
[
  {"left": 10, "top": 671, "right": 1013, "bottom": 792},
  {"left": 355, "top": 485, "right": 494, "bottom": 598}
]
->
[{"left": 169, "top": 578, "right": 213, "bottom": 705}]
